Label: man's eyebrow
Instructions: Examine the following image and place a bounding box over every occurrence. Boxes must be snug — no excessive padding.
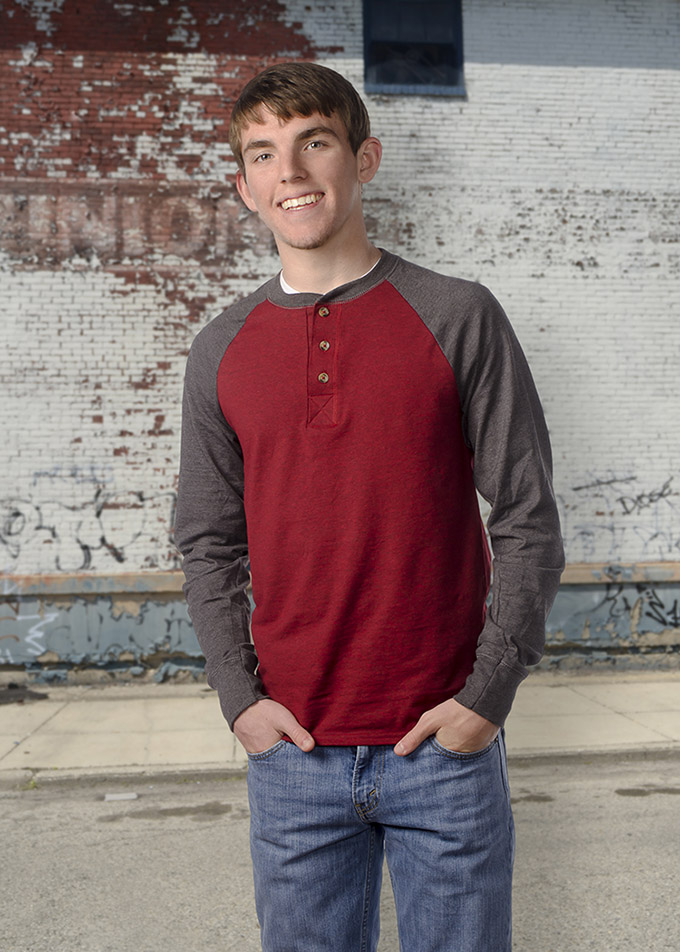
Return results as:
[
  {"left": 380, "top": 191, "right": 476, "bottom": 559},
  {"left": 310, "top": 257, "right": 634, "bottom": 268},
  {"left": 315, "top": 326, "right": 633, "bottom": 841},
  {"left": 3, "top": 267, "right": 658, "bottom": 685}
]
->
[
  {"left": 242, "top": 126, "right": 341, "bottom": 155},
  {"left": 295, "top": 125, "right": 341, "bottom": 142},
  {"left": 242, "top": 138, "right": 275, "bottom": 155}
]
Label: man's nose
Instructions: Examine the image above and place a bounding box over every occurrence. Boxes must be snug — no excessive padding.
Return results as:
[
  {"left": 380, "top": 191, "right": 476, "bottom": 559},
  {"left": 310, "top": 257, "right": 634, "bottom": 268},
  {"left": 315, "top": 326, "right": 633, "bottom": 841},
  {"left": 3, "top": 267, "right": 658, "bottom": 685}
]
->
[{"left": 279, "top": 150, "right": 307, "bottom": 183}]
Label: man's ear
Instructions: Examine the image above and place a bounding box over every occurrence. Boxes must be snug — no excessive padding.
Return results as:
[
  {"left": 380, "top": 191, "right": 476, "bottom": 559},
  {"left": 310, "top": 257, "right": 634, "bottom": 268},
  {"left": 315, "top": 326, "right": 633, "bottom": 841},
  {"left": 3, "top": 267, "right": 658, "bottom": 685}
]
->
[
  {"left": 357, "top": 136, "right": 382, "bottom": 185},
  {"left": 236, "top": 169, "right": 257, "bottom": 211}
]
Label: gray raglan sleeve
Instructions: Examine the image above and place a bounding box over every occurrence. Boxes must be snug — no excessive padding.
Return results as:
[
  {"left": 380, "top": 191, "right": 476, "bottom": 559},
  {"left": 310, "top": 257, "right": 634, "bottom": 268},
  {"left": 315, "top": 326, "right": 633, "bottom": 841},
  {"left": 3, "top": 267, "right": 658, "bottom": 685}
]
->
[
  {"left": 450, "top": 284, "right": 565, "bottom": 725},
  {"left": 174, "top": 327, "right": 267, "bottom": 730}
]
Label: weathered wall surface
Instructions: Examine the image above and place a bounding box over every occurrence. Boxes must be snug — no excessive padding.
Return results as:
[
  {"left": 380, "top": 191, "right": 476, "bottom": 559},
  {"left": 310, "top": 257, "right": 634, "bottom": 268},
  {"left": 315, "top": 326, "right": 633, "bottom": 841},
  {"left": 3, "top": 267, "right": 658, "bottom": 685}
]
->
[
  {"left": 2, "top": 573, "right": 679, "bottom": 675},
  {"left": 1, "top": 0, "right": 314, "bottom": 583},
  {"left": 1, "top": 0, "right": 679, "bottom": 672}
]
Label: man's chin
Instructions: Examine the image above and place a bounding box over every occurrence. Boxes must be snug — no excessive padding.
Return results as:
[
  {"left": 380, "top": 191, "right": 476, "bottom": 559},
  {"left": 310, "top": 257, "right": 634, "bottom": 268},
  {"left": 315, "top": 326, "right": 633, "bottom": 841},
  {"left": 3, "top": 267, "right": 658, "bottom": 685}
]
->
[
  {"left": 286, "top": 238, "right": 330, "bottom": 251},
  {"left": 277, "top": 228, "right": 334, "bottom": 252}
]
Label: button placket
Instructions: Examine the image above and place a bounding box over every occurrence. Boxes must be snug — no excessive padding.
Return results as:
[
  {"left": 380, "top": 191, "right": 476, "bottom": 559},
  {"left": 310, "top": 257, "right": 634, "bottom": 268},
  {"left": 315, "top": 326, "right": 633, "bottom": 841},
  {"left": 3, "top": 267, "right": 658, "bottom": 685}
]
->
[
  {"left": 307, "top": 302, "right": 339, "bottom": 426},
  {"left": 312, "top": 303, "right": 333, "bottom": 387}
]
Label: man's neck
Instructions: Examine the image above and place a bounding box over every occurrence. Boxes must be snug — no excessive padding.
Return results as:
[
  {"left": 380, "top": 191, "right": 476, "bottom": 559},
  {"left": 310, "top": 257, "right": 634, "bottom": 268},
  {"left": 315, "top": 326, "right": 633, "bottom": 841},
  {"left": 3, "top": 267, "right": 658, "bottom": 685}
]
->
[{"left": 278, "top": 238, "right": 381, "bottom": 295}]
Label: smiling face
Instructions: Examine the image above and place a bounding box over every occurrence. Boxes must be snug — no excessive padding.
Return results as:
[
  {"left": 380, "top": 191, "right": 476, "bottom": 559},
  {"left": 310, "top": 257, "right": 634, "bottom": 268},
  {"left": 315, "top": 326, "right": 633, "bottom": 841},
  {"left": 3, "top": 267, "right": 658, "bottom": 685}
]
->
[{"left": 235, "top": 109, "right": 381, "bottom": 259}]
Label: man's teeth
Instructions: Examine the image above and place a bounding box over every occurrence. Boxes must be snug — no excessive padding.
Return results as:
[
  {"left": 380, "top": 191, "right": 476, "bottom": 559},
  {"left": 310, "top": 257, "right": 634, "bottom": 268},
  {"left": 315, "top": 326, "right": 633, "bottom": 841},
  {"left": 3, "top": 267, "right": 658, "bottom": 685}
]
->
[{"left": 281, "top": 193, "right": 323, "bottom": 210}]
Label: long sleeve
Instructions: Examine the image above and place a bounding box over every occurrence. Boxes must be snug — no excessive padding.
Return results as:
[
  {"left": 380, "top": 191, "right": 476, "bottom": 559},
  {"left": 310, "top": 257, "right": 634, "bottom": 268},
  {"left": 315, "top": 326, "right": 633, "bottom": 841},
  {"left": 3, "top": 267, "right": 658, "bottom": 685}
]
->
[
  {"left": 449, "top": 284, "right": 565, "bottom": 725},
  {"left": 174, "top": 319, "right": 267, "bottom": 730}
]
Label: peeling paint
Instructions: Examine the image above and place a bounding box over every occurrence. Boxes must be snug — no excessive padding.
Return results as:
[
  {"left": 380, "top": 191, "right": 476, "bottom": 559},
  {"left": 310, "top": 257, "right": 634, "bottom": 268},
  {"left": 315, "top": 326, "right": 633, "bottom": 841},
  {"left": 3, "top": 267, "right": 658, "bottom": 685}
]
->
[
  {"left": 110, "top": 596, "right": 144, "bottom": 619},
  {"left": 547, "top": 582, "right": 680, "bottom": 651},
  {"left": 0, "top": 591, "right": 198, "bottom": 666},
  {"left": 0, "top": 3, "right": 320, "bottom": 182},
  {"left": 1, "top": 572, "right": 679, "bottom": 672},
  {"left": 1, "top": 1, "right": 320, "bottom": 55}
]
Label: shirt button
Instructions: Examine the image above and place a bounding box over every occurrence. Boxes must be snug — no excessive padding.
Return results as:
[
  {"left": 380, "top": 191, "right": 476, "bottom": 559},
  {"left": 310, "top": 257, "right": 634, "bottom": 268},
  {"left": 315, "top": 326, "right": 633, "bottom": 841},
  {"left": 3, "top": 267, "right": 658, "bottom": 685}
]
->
[
  {"left": 318, "top": 372, "right": 329, "bottom": 383},
  {"left": 319, "top": 340, "right": 330, "bottom": 351},
  {"left": 318, "top": 306, "right": 330, "bottom": 317}
]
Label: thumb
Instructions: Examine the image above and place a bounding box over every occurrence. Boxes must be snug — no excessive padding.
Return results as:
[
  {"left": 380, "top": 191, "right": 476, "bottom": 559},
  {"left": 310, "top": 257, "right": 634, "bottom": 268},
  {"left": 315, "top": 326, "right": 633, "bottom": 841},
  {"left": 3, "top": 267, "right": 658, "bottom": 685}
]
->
[
  {"left": 394, "top": 716, "right": 431, "bottom": 757},
  {"left": 280, "top": 710, "right": 315, "bottom": 752}
]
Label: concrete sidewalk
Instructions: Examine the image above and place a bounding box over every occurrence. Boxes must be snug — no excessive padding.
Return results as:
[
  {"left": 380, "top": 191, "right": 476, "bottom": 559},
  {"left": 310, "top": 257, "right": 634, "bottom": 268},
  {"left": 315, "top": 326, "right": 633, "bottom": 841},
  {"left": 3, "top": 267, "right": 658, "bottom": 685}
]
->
[{"left": 1, "top": 670, "right": 679, "bottom": 784}]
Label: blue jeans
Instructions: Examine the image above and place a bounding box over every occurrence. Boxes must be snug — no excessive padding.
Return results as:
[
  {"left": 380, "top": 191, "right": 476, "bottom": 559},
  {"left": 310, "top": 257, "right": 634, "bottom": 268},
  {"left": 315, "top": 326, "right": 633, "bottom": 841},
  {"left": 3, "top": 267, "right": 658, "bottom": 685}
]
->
[{"left": 246, "top": 730, "right": 514, "bottom": 951}]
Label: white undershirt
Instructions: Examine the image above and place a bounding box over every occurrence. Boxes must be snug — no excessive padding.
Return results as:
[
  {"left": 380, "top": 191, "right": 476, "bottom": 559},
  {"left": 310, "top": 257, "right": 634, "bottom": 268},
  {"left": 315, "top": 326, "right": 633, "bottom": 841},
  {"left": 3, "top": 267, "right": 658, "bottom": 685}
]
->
[{"left": 279, "top": 259, "right": 380, "bottom": 295}]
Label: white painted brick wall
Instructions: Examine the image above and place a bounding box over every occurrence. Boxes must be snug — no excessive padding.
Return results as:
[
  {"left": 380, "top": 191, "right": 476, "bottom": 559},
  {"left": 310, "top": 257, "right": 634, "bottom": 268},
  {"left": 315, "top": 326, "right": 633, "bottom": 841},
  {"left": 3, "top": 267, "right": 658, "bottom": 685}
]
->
[{"left": 1, "top": 0, "right": 678, "bottom": 574}]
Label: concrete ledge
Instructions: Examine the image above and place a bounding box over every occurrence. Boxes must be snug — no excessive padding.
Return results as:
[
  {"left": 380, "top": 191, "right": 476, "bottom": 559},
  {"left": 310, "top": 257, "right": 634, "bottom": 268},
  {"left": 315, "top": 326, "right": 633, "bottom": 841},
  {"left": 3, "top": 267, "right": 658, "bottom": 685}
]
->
[
  {"left": 3, "top": 563, "right": 680, "bottom": 596},
  {"left": 2, "top": 571, "right": 185, "bottom": 596},
  {"left": 561, "top": 562, "right": 680, "bottom": 583}
]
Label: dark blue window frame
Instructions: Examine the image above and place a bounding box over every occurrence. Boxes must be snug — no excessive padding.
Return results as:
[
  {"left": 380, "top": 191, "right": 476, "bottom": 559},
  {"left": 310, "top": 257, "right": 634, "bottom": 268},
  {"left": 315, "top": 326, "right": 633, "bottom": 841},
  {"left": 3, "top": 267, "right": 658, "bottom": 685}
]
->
[{"left": 363, "top": 0, "right": 465, "bottom": 97}]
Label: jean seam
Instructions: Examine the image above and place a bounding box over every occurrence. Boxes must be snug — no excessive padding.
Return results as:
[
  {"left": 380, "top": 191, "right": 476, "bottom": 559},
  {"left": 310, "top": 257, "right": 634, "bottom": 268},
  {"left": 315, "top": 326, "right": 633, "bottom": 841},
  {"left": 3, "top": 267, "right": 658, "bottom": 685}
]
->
[
  {"left": 359, "top": 824, "right": 377, "bottom": 952},
  {"left": 246, "top": 739, "right": 286, "bottom": 761},
  {"left": 428, "top": 735, "right": 498, "bottom": 760},
  {"left": 373, "top": 746, "right": 385, "bottom": 811},
  {"left": 353, "top": 746, "right": 386, "bottom": 820},
  {"left": 497, "top": 728, "right": 512, "bottom": 804}
]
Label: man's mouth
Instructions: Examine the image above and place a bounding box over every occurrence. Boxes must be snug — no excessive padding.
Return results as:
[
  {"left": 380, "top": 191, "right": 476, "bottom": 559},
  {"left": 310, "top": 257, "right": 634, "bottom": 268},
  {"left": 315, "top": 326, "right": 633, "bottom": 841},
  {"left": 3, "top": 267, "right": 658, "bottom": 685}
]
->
[{"left": 280, "top": 192, "right": 324, "bottom": 211}]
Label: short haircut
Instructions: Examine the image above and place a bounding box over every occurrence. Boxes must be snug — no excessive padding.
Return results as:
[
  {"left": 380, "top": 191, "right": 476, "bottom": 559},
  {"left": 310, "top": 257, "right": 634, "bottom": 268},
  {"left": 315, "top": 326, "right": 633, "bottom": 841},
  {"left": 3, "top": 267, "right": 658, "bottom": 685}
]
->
[{"left": 229, "top": 62, "right": 371, "bottom": 174}]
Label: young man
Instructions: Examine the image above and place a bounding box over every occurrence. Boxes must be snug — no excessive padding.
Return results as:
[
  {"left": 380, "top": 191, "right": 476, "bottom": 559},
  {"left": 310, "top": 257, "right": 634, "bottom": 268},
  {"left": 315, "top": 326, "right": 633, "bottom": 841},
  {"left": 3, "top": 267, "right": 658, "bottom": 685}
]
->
[{"left": 175, "top": 62, "right": 564, "bottom": 952}]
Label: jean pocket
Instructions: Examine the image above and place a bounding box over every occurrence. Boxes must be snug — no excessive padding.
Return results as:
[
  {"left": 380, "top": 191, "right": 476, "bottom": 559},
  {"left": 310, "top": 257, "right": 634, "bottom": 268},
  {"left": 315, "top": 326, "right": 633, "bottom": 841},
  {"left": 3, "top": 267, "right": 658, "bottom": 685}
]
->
[
  {"left": 428, "top": 734, "right": 499, "bottom": 760},
  {"left": 246, "top": 739, "right": 287, "bottom": 761}
]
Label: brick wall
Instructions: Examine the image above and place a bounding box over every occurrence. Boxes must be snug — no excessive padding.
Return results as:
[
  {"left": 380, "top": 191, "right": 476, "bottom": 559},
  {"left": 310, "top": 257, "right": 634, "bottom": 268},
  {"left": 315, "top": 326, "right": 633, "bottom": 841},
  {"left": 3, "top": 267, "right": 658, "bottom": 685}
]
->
[
  {"left": 1, "top": 0, "right": 679, "bottom": 667},
  {"left": 1, "top": 0, "right": 318, "bottom": 575}
]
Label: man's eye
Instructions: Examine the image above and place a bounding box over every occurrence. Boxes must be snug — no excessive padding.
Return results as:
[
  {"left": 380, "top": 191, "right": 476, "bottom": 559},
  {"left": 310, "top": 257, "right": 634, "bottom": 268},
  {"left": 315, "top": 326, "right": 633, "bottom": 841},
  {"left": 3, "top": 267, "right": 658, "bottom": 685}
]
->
[
  {"left": 306, "top": 140, "right": 325, "bottom": 150},
  {"left": 254, "top": 153, "right": 273, "bottom": 163}
]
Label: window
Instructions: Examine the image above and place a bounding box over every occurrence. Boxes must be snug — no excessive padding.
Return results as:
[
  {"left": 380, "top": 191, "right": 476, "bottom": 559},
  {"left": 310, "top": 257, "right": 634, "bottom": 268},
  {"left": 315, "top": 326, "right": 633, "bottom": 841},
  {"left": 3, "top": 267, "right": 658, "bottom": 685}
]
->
[{"left": 363, "top": 0, "right": 465, "bottom": 96}]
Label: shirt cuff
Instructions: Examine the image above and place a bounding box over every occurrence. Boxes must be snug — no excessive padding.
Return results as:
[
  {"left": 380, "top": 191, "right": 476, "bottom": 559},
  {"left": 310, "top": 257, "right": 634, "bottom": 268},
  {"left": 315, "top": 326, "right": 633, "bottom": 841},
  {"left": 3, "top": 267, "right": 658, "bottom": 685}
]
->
[
  {"left": 453, "top": 643, "right": 528, "bottom": 726},
  {"left": 205, "top": 647, "right": 268, "bottom": 731}
]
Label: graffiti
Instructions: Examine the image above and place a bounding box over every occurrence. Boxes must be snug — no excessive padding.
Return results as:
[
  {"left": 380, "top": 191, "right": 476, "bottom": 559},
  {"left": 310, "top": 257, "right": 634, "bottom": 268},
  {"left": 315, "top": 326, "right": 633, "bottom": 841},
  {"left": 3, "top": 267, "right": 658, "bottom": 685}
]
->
[
  {"left": 0, "top": 490, "right": 178, "bottom": 574},
  {"left": 560, "top": 470, "right": 680, "bottom": 563},
  {"left": 643, "top": 589, "right": 680, "bottom": 630},
  {"left": 0, "top": 592, "right": 198, "bottom": 667},
  {"left": 617, "top": 477, "right": 676, "bottom": 516},
  {"left": 31, "top": 464, "right": 115, "bottom": 488},
  {"left": 0, "top": 632, "right": 20, "bottom": 665},
  {"left": 19, "top": 613, "right": 60, "bottom": 656},
  {"left": 547, "top": 580, "right": 680, "bottom": 652},
  {"left": 601, "top": 583, "right": 680, "bottom": 634},
  {"left": 572, "top": 475, "right": 636, "bottom": 492}
]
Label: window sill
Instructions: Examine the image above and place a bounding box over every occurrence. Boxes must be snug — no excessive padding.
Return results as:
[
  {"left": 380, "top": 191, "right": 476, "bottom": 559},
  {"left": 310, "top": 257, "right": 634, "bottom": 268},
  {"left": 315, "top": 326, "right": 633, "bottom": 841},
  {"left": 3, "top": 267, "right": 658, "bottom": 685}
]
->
[{"left": 364, "top": 82, "right": 466, "bottom": 97}]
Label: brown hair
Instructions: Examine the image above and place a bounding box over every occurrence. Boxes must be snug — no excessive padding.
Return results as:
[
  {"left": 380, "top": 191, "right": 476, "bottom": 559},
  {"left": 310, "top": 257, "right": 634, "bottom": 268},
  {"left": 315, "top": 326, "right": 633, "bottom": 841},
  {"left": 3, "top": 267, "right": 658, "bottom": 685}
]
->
[{"left": 229, "top": 62, "right": 371, "bottom": 174}]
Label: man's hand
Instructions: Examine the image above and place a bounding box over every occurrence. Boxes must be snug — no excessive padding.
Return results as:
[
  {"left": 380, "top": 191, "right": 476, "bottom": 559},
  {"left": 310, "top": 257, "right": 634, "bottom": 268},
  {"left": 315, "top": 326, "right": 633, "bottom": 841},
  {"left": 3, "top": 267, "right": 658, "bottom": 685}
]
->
[
  {"left": 394, "top": 698, "right": 499, "bottom": 756},
  {"left": 233, "top": 698, "right": 315, "bottom": 754}
]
